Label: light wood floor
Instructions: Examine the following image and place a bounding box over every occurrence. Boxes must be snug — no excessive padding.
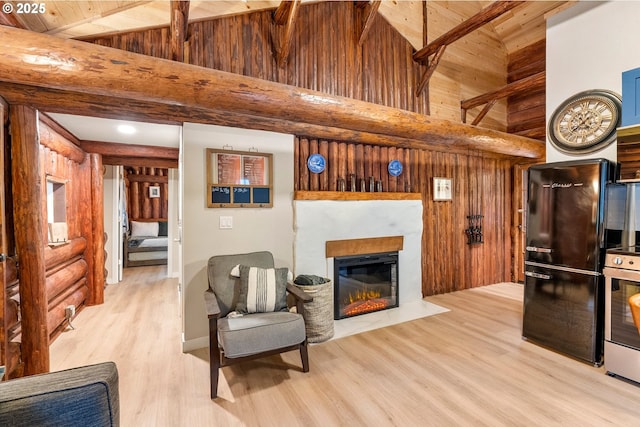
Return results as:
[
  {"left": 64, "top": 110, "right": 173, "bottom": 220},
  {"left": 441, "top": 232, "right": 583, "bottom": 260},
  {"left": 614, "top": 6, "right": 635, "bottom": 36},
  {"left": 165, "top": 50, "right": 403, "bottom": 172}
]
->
[{"left": 51, "top": 267, "right": 640, "bottom": 426}]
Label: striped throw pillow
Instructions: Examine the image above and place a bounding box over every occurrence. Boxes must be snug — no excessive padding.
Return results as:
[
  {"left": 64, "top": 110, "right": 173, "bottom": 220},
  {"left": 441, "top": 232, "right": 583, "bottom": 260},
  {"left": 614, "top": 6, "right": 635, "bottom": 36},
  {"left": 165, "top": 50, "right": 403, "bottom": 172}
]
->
[{"left": 236, "top": 265, "right": 288, "bottom": 313}]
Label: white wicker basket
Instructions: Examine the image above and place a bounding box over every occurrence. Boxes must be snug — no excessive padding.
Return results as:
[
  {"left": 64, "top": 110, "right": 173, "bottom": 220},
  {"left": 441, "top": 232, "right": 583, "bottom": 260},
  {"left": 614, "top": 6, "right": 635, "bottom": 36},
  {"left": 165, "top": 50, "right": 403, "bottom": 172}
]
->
[{"left": 295, "top": 280, "right": 334, "bottom": 343}]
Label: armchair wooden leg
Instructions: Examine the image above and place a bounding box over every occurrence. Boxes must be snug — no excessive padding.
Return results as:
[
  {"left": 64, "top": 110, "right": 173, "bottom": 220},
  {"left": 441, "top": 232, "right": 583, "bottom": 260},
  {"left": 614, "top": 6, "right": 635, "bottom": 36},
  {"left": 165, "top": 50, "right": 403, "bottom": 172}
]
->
[
  {"left": 210, "top": 358, "right": 220, "bottom": 399},
  {"left": 209, "top": 318, "right": 220, "bottom": 398},
  {"left": 300, "top": 339, "right": 310, "bottom": 373}
]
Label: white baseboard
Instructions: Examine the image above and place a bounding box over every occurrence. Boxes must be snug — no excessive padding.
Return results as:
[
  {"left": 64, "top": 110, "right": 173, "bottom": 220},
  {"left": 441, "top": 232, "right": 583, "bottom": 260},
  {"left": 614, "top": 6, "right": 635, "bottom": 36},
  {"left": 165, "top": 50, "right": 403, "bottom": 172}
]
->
[{"left": 182, "top": 335, "right": 208, "bottom": 353}]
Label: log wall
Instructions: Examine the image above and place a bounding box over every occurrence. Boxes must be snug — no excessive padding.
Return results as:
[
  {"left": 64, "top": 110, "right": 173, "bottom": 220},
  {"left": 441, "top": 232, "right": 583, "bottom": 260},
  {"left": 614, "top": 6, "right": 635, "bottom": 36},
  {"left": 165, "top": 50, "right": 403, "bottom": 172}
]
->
[
  {"left": 295, "top": 137, "right": 514, "bottom": 295},
  {"left": 124, "top": 167, "right": 169, "bottom": 221},
  {"left": 507, "top": 40, "right": 546, "bottom": 141},
  {"left": 39, "top": 121, "right": 94, "bottom": 339},
  {"left": 82, "top": 1, "right": 527, "bottom": 294},
  {"left": 87, "top": 2, "right": 431, "bottom": 117}
]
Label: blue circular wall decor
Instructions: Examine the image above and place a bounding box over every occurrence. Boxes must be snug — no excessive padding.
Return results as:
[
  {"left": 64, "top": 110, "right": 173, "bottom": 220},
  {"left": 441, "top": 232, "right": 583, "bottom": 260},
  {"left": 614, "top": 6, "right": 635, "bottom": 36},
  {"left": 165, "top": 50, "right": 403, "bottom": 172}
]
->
[
  {"left": 388, "top": 159, "right": 403, "bottom": 177},
  {"left": 307, "top": 153, "right": 326, "bottom": 174}
]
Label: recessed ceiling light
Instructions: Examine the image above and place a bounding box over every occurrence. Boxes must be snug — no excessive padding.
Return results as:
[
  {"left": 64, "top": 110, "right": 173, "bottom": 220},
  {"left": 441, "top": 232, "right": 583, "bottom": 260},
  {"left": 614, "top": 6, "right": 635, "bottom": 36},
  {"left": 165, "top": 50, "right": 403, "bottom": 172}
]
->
[{"left": 117, "top": 124, "right": 137, "bottom": 135}]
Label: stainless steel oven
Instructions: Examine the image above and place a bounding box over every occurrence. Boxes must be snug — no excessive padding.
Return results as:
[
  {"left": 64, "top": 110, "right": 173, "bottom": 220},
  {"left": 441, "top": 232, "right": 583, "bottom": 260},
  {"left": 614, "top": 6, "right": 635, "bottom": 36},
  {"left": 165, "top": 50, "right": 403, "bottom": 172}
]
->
[{"left": 603, "top": 249, "right": 640, "bottom": 383}]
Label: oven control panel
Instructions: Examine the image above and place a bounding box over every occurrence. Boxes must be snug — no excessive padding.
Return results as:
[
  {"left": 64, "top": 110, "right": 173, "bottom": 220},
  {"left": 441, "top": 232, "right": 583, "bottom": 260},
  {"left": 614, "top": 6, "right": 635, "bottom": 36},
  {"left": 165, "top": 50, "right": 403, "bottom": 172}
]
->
[{"left": 605, "top": 253, "right": 640, "bottom": 271}]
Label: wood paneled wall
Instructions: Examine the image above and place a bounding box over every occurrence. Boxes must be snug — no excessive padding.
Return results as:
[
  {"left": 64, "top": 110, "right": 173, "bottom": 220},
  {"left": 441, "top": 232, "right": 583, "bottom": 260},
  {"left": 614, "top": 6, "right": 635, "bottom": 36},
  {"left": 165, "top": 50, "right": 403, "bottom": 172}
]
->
[
  {"left": 426, "top": 1, "right": 508, "bottom": 130},
  {"left": 84, "top": 2, "right": 528, "bottom": 294},
  {"left": 87, "top": 2, "right": 430, "bottom": 115},
  {"left": 295, "top": 137, "right": 514, "bottom": 295},
  {"left": 507, "top": 40, "right": 546, "bottom": 141},
  {"left": 124, "top": 167, "right": 169, "bottom": 221},
  {"left": 295, "top": 137, "right": 414, "bottom": 192}
]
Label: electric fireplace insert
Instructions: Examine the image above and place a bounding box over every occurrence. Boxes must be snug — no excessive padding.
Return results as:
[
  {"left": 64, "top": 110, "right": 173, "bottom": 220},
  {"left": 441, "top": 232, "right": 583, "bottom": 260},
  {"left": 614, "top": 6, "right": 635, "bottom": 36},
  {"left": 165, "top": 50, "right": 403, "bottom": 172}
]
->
[{"left": 333, "top": 251, "right": 399, "bottom": 319}]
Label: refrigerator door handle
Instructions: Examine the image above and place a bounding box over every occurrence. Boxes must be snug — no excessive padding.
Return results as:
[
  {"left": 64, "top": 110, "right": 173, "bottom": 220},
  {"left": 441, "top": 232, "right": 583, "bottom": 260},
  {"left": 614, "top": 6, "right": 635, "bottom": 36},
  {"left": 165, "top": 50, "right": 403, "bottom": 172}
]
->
[
  {"left": 526, "top": 246, "right": 552, "bottom": 253},
  {"left": 525, "top": 271, "right": 552, "bottom": 280}
]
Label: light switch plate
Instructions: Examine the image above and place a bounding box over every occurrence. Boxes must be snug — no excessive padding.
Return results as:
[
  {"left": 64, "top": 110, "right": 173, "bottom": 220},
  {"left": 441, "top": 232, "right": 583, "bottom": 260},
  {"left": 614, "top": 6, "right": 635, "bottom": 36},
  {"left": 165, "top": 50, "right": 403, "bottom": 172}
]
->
[{"left": 219, "top": 216, "right": 233, "bottom": 229}]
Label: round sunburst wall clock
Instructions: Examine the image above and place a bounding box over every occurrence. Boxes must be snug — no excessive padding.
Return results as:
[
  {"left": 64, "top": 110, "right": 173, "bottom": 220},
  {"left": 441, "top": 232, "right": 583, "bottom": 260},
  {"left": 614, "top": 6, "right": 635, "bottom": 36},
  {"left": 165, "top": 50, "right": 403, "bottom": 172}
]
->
[{"left": 548, "top": 89, "right": 622, "bottom": 154}]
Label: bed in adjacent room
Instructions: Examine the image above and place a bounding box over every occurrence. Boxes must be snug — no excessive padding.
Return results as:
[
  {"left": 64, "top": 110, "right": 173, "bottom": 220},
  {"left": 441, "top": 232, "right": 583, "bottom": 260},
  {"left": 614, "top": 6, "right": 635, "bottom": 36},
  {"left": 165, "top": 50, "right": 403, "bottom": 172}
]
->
[{"left": 124, "top": 220, "right": 168, "bottom": 267}]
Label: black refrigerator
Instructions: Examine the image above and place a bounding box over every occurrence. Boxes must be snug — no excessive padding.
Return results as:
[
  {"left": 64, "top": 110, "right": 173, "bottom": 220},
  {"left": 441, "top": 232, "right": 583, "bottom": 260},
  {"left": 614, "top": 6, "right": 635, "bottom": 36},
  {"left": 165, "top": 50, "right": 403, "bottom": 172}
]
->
[{"left": 523, "top": 159, "right": 623, "bottom": 365}]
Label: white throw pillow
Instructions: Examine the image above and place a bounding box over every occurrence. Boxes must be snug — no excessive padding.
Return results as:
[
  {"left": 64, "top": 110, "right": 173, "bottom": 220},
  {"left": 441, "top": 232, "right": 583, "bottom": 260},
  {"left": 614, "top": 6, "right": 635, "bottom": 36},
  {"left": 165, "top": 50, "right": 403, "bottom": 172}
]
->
[
  {"left": 236, "top": 265, "right": 288, "bottom": 314},
  {"left": 130, "top": 221, "right": 159, "bottom": 238}
]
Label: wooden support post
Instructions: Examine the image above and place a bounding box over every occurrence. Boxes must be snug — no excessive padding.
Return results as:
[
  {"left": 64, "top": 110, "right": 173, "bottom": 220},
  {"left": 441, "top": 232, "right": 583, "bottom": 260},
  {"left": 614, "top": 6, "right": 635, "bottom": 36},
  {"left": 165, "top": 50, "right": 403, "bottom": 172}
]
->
[
  {"left": 90, "top": 153, "right": 105, "bottom": 304},
  {"left": 10, "top": 105, "right": 49, "bottom": 375},
  {"left": 470, "top": 99, "right": 498, "bottom": 126},
  {"left": 358, "top": 0, "right": 381, "bottom": 46},
  {"left": 415, "top": 45, "right": 446, "bottom": 97},
  {"left": 413, "top": 1, "right": 525, "bottom": 62},
  {"left": 170, "top": 0, "right": 190, "bottom": 62},
  {"left": 272, "top": 0, "right": 301, "bottom": 66}
]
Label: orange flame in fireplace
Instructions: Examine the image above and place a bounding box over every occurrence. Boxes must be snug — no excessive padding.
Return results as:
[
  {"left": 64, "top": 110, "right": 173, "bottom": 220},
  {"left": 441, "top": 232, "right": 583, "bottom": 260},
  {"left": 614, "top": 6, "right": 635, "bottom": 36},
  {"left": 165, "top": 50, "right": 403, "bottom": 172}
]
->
[
  {"left": 349, "top": 288, "right": 381, "bottom": 304},
  {"left": 344, "top": 288, "right": 389, "bottom": 316}
]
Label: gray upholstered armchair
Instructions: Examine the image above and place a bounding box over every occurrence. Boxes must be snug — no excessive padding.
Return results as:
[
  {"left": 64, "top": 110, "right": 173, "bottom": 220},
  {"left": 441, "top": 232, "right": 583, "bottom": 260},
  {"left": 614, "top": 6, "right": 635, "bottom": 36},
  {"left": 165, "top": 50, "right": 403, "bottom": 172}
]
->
[
  {"left": 204, "top": 251, "right": 313, "bottom": 398},
  {"left": 0, "top": 362, "right": 119, "bottom": 426}
]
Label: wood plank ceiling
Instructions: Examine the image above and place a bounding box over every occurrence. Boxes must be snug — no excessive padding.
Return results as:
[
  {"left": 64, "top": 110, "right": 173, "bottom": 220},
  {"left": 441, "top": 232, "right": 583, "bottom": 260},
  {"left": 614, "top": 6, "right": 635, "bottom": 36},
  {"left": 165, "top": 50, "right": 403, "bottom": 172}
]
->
[{"left": 0, "top": 0, "right": 571, "bottom": 159}]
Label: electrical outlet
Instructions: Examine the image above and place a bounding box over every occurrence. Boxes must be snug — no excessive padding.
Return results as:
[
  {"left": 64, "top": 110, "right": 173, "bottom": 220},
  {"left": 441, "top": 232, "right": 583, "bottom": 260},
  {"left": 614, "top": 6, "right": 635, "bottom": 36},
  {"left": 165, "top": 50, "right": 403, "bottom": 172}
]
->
[{"left": 65, "top": 305, "right": 76, "bottom": 319}]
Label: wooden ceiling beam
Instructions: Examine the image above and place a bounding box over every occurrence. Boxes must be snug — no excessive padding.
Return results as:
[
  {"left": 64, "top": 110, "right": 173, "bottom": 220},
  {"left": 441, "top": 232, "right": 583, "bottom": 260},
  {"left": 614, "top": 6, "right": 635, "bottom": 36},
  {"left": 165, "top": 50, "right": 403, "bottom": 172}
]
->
[
  {"left": 102, "top": 155, "right": 177, "bottom": 169},
  {"left": 125, "top": 174, "right": 169, "bottom": 183},
  {"left": 413, "top": 1, "right": 525, "bottom": 63},
  {"left": 461, "top": 71, "right": 545, "bottom": 124},
  {"left": 0, "top": 82, "right": 183, "bottom": 126},
  {"left": 0, "top": 26, "right": 544, "bottom": 159},
  {"left": 272, "top": 0, "right": 301, "bottom": 65},
  {"left": 39, "top": 113, "right": 82, "bottom": 146},
  {"left": 0, "top": 81, "right": 531, "bottom": 159},
  {"left": 357, "top": 0, "right": 381, "bottom": 46},
  {"left": 0, "top": 81, "right": 491, "bottom": 157},
  {"left": 79, "top": 140, "right": 178, "bottom": 161},
  {"left": 170, "top": 0, "right": 190, "bottom": 62},
  {"left": 38, "top": 120, "right": 86, "bottom": 164}
]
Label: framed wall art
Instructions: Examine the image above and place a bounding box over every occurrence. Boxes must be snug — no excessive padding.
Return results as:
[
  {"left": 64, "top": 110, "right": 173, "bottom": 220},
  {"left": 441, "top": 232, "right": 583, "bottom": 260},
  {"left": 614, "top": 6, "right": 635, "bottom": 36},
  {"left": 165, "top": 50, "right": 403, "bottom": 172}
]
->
[
  {"left": 149, "top": 186, "right": 160, "bottom": 198},
  {"left": 433, "top": 177, "right": 452, "bottom": 201}
]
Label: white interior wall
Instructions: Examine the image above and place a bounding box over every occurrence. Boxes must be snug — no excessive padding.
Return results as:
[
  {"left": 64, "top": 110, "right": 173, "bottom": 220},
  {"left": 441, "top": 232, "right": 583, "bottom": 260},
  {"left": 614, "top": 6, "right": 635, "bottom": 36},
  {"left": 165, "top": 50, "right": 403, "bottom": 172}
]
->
[
  {"left": 167, "top": 168, "right": 180, "bottom": 278},
  {"left": 181, "top": 123, "right": 294, "bottom": 350},
  {"left": 103, "top": 165, "right": 123, "bottom": 285},
  {"left": 546, "top": 1, "right": 640, "bottom": 163}
]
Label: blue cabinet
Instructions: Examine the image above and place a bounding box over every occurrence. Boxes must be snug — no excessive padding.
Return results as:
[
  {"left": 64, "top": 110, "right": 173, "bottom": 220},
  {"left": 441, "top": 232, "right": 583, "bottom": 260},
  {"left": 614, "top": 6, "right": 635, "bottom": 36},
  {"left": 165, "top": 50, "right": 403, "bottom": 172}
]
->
[{"left": 622, "top": 67, "right": 640, "bottom": 127}]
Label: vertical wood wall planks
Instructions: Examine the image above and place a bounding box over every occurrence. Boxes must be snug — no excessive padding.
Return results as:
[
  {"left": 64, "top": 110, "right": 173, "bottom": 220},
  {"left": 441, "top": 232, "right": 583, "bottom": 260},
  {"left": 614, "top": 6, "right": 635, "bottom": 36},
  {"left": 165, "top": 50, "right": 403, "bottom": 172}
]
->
[
  {"left": 294, "top": 137, "right": 515, "bottom": 295},
  {"left": 319, "top": 140, "right": 329, "bottom": 190},
  {"left": 309, "top": 139, "right": 319, "bottom": 190},
  {"left": 80, "top": 2, "right": 523, "bottom": 296},
  {"left": 299, "top": 137, "right": 310, "bottom": 191},
  {"left": 329, "top": 141, "right": 338, "bottom": 191}
]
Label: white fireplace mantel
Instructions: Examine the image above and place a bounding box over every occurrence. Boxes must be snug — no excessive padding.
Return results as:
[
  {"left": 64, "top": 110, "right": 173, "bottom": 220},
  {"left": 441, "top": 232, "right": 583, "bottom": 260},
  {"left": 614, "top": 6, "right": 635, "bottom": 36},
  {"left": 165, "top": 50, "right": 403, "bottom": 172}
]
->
[{"left": 293, "top": 198, "right": 423, "bottom": 304}]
